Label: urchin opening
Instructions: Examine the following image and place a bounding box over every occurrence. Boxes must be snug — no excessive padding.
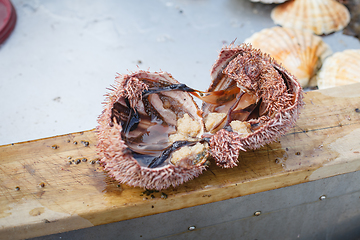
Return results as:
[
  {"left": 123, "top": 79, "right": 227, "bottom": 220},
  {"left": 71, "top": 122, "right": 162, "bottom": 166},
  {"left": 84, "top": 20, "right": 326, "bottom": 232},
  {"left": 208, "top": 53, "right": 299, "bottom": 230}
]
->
[
  {"left": 109, "top": 78, "right": 209, "bottom": 169},
  {"left": 108, "top": 60, "right": 295, "bottom": 169},
  {"left": 202, "top": 52, "right": 296, "bottom": 135}
]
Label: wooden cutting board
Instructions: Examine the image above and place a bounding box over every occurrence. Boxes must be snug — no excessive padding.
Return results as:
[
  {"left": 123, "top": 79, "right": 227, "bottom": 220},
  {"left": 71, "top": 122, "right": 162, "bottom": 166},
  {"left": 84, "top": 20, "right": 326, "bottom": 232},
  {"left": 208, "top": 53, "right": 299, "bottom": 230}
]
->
[{"left": 1, "top": 83, "right": 360, "bottom": 240}]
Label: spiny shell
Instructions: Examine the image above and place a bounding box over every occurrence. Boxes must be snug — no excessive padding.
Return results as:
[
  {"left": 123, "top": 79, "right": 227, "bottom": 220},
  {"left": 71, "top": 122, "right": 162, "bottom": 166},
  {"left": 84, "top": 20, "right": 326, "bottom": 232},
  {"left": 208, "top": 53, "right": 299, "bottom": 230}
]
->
[
  {"left": 317, "top": 49, "right": 360, "bottom": 89},
  {"left": 271, "top": 0, "right": 351, "bottom": 35},
  {"left": 97, "top": 70, "right": 208, "bottom": 190},
  {"left": 97, "top": 45, "right": 305, "bottom": 189},
  {"left": 245, "top": 26, "right": 332, "bottom": 87},
  {"left": 250, "top": 0, "right": 288, "bottom": 3},
  {"left": 205, "top": 43, "right": 304, "bottom": 168}
]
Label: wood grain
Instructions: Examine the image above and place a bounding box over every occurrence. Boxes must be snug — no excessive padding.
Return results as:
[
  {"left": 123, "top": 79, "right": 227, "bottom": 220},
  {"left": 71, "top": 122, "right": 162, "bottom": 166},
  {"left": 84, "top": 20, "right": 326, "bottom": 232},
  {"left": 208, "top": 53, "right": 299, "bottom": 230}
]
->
[{"left": 1, "top": 83, "right": 360, "bottom": 240}]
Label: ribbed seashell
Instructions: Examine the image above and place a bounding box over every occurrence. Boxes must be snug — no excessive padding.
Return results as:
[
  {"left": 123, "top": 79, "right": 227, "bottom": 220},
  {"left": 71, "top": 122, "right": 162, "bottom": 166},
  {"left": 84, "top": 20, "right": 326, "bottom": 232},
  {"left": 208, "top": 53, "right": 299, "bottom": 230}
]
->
[
  {"left": 245, "top": 26, "right": 332, "bottom": 87},
  {"left": 97, "top": 71, "right": 209, "bottom": 190},
  {"left": 317, "top": 49, "right": 360, "bottom": 89},
  {"left": 204, "top": 43, "right": 304, "bottom": 168},
  {"left": 250, "top": 0, "right": 288, "bottom": 3},
  {"left": 271, "top": 0, "right": 351, "bottom": 35}
]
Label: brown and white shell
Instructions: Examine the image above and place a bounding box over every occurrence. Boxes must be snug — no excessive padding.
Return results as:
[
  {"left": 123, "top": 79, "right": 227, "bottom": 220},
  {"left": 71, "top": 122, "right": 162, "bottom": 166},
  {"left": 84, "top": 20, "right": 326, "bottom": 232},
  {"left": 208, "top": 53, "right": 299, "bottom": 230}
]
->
[
  {"left": 250, "top": 0, "right": 289, "bottom": 3},
  {"left": 97, "top": 71, "right": 209, "bottom": 190},
  {"left": 316, "top": 49, "right": 360, "bottom": 89},
  {"left": 205, "top": 43, "right": 304, "bottom": 168},
  {"left": 271, "top": 0, "right": 351, "bottom": 35},
  {"left": 245, "top": 26, "right": 332, "bottom": 87}
]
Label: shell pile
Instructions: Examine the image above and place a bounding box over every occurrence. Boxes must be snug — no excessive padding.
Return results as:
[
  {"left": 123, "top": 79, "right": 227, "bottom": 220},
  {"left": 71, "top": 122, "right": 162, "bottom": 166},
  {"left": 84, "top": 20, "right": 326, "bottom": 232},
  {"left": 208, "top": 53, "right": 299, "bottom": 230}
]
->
[
  {"left": 245, "top": 26, "right": 332, "bottom": 87},
  {"left": 271, "top": 0, "right": 351, "bottom": 35},
  {"left": 97, "top": 44, "right": 304, "bottom": 190},
  {"left": 316, "top": 49, "right": 360, "bottom": 89}
]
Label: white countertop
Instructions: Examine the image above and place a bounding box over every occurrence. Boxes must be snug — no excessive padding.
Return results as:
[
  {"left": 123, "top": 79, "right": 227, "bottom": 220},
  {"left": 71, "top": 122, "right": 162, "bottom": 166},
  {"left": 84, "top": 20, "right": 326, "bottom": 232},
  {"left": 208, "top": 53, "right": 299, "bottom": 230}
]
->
[{"left": 1, "top": 0, "right": 359, "bottom": 145}]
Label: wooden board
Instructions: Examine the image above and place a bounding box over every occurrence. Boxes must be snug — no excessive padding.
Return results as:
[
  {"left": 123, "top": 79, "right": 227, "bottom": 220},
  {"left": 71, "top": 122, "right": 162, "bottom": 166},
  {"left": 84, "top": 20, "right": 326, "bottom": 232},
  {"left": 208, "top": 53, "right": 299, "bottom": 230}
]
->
[{"left": 1, "top": 83, "right": 360, "bottom": 240}]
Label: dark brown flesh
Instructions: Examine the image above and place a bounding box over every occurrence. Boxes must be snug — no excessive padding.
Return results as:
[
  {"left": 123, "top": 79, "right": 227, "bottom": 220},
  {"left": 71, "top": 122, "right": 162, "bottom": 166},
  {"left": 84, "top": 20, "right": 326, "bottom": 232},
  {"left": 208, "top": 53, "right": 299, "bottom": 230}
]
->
[{"left": 110, "top": 80, "right": 203, "bottom": 168}]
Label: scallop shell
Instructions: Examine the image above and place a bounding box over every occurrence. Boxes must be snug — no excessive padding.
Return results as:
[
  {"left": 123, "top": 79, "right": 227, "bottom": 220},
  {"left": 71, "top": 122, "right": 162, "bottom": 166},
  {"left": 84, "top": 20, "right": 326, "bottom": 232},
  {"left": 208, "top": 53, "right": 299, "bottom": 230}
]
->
[
  {"left": 97, "top": 71, "right": 209, "bottom": 190},
  {"left": 205, "top": 43, "right": 304, "bottom": 168},
  {"left": 317, "top": 49, "right": 360, "bottom": 89},
  {"left": 245, "top": 26, "right": 332, "bottom": 87},
  {"left": 271, "top": 0, "right": 351, "bottom": 35},
  {"left": 250, "top": 0, "right": 288, "bottom": 3}
]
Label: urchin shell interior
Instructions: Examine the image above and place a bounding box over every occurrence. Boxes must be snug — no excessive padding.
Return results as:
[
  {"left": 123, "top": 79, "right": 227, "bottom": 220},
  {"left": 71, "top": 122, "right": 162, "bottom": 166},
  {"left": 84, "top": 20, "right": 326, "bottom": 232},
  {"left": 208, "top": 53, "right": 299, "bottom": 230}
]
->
[
  {"left": 204, "top": 44, "right": 304, "bottom": 168},
  {"left": 97, "top": 71, "right": 209, "bottom": 190},
  {"left": 97, "top": 43, "right": 304, "bottom": 190}
]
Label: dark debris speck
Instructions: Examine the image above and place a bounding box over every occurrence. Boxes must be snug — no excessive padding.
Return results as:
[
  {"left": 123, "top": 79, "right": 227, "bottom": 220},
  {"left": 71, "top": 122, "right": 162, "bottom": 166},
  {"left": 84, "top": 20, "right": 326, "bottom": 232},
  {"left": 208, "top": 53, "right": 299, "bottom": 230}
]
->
[{"left": 142, "top": 189, "right": 158, "bottom": 196}]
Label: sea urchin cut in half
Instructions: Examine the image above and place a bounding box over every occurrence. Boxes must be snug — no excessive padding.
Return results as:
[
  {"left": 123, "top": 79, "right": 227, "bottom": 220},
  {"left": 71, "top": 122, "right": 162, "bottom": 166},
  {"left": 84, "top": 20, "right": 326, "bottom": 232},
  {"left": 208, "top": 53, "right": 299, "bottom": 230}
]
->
[
  {"left": 97, "top": 44, "right": 304, "bottom": 190},
  {"left": 97, "top": 71, "right": 210, "bottom": 190},
  {"left": 203, "top": 43, "right": 304, "bottom": 168}
]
